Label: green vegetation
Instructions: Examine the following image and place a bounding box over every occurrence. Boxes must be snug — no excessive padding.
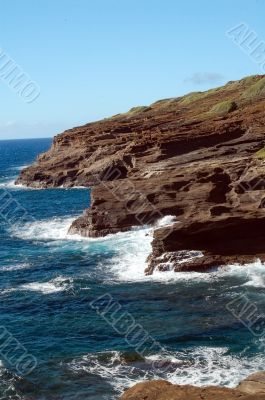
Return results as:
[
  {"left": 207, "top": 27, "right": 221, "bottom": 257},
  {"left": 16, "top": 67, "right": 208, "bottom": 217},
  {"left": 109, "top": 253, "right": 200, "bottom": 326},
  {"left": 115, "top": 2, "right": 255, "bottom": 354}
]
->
[
  {"left": 108, "top": 75, "right": 264, "bottom": 121},
  {"left": 108, "top": 105, "right": 150, "bottom": 120},
  {"left": 226, "top": 75, "right": 259, "bottom": 89},
  {"left": 255, "top": 147, "right": 265, "bottom": 159},
  {"left": 241, "top": 75, "right": 260, "bottom": 86},
  {"left": 128, "top": 106, "right": 149, "bottom": 113},
  {"left": 179, "top": 91, "right": 207, "bottom": 105},
  {"left": 243, "top": 76, "right": 265, "bottom": 99},
  {"left": 210, "top": 100, "right": 238, "bottom": 115},
  {"left": 151, "top": 98, "right": 175, "bottom": 106}
]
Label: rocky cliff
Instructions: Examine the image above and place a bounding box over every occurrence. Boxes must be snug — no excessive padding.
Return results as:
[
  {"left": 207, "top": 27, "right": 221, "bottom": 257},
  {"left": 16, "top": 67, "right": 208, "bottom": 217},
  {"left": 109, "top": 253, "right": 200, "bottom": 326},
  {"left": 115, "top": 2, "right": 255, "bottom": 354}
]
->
[{"left": 17, "top": 75, "right": 265, "bottom": 273}]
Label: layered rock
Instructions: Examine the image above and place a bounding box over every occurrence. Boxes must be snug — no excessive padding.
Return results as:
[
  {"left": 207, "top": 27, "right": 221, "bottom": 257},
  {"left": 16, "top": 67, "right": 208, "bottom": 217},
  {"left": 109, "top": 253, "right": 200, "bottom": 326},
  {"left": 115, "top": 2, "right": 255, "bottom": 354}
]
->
[
  {"left": 120, "top": 373, "right": 265, "bottom": 400},
  {"left": 16, "top": 75, "right": 265, "bottom": 273}
]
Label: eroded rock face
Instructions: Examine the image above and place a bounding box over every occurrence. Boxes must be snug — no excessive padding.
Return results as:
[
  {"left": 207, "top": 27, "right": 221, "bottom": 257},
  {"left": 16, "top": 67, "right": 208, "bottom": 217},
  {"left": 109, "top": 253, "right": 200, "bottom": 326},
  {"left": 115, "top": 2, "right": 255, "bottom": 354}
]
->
[
  {"left": 119, "top": 378, "right": 265, "bottom": 400},
  {"left": 17, "top": 75, "right": 265, "bottom": 273}
]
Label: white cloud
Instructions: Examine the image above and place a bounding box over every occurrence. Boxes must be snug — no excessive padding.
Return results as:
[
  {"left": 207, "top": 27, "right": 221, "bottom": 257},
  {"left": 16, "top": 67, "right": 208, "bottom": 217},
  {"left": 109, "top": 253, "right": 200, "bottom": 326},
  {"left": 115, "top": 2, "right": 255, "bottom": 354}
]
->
[{"left": 184, "top": 72, "right": 225, "bottom": 85}]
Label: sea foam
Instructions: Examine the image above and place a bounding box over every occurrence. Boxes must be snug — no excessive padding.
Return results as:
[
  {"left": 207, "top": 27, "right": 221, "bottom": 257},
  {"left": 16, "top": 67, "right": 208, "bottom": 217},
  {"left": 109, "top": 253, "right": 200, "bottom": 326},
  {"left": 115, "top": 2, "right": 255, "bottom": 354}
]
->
[
  {"left": 10, "top": 215, "right": 265, "bottom": 287},
  {"left": 67, "top": 347, "right": 265, "bottom": 395}
]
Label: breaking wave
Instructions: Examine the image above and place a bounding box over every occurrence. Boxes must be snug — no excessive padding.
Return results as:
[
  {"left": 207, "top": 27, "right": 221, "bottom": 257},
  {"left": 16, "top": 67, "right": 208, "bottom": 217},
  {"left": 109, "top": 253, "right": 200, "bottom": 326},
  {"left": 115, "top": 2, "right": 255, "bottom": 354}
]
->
[
  {"left": 67, "top": 347, "right": 265, "bottom": 395},
  {"left": 9, "top": 215, "right": 265, "bottom": 287},
  {"left": 19, "top": 276, "right": 73, "bottom": 294}
]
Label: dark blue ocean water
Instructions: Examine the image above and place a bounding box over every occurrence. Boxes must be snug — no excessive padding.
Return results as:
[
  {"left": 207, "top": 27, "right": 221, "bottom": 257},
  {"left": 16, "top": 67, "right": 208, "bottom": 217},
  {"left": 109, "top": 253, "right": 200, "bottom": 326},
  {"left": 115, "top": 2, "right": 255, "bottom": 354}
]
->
[{"left": 0, "top": 138, "right": 265, "bottom": 400}]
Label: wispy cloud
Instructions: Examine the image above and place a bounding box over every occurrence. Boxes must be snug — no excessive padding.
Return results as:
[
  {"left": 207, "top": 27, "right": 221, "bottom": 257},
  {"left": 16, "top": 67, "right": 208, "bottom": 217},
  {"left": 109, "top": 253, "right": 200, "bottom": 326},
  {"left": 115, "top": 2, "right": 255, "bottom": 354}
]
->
[
  {"left": 2, "top": 121, "right": 16, "bottom": 127},
  {"left": 184, "top": 72, "right": 225, "bottom": 85}
]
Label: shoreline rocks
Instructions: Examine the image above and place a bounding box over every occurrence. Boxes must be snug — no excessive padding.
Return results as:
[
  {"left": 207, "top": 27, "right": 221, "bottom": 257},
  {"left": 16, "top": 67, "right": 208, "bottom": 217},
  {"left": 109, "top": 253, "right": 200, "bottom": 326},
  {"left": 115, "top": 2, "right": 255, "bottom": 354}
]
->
[
  {"left": 16, "top": 75, "right": 265, "bottom": 274},
  {"left": 120, "top": 373, "right": 265, "bottom": 399}
]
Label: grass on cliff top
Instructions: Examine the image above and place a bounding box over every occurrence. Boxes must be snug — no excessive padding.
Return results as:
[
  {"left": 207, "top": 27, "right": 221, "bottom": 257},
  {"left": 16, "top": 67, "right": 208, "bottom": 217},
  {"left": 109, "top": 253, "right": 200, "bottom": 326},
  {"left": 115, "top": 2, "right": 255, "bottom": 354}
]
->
[
  {"left": 108, "top": 105, "right": 150, "bottom": 120},
  {"left": 225, "top": 75, "right": 260, "bottom": 89},
  {"left": 151, "top": 98, "right": 174, "bottom": 106},
  {"left": 179, "top": 86, "right": 224, "bottom": 106},
  {"left": 129, "top": 106, "right": 149, "bottom": 113},
  {"left": 242, "top": 76, "right": 265, "bottom": 99},
  {"left": 210, "top": 100, "right": 238, "bottom": 115},
  {"left": 254, "top": 147, "right": 265, "bottom": 159},
  {"left": 108, "top": 74, "right": 264, "bottom": 121},
  {"left": 179, "top": 91, "right": 208, "bottom": 105}
]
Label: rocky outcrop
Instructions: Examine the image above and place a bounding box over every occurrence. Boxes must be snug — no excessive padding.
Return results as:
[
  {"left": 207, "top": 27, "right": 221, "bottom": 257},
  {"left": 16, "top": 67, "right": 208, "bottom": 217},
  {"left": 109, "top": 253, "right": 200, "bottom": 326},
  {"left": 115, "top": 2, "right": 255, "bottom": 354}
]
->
[
  {"left": 237, "top": 372, "right": 265, "bottom": 395},
  {"left": 120, "top": 373, "right": 265, "bottom": 400},
  {"left": 17, "top": 75, "right": 265, "bottom": 273}
]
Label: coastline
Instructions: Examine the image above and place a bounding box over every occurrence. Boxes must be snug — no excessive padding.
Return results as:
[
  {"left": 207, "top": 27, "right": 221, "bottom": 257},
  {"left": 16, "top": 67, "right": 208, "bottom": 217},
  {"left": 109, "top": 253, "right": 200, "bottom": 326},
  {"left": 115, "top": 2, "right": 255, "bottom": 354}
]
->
[
  {"left": 120, "top": 372, "right": 265, "bottom": 399},
  {"left": 16, "top": 75, "right": 265, "bottom": 275}
]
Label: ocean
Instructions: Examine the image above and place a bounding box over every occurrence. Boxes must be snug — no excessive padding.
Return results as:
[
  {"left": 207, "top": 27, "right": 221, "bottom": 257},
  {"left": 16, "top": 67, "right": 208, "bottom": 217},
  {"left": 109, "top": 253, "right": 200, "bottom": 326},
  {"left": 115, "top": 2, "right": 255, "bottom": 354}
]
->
[{"left": 0, "top": 138, "right": 265, "bottom": 399}]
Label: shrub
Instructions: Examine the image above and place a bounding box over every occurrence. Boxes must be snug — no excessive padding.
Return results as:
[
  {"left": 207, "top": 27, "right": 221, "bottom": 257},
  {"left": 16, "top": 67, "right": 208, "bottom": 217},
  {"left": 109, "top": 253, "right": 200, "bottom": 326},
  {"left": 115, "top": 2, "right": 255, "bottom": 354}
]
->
[
  {"left": 210, "top": 100, "right": 238, "bottom": 115},
  {"left": 179, "top": 91, "right": 207, "bottom": 105},
  {"left": 243, "top": 76, "right": 265, "bottom": 99},
  {"left": 255, "top": 147, "right": 265, "bottom": 159}
]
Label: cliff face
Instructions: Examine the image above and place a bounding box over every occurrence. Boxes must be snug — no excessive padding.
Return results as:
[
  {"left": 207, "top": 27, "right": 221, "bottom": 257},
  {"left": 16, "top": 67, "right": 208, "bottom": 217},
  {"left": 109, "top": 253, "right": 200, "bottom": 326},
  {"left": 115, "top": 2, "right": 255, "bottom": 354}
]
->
[{"left": 17, "top": 75, "right": 265, "bottom": 273}]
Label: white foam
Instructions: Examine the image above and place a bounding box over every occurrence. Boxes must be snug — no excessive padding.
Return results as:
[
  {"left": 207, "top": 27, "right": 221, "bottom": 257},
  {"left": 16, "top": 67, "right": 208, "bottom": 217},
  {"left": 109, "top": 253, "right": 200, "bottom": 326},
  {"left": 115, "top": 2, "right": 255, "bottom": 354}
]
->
[
  {"left": 0, "top": 263, "right": 30, "bottom": 272},
  {"left": 155, "top": 215, "right": 177, "bottom": 227},
  {"left": 59, "top": 184, "right": 87, "bottom": 189},
  {"left": 67, "top": 347, "right": 265, "bottom": 394},
  {"left": 68, "top": 351, "right": 134, "bottom": 394},
  {"left": 10, "top": 216, "right": 77, "bottom": 241},
  {"left": 104, "top": 227, "right": 209, "bottom": 283},
  {"left": 11, "top": 165, "right": 29, "bottom": 171},
  {"left": 0, "top": 180, "right": 17, "bottom": 189},
  {"left": 104, "top": 227, "right": 153, "bottom": 282},
  {"left": 212, "top": 260, "right": 265, "bottom": 288},
  {"left": 10, "top": 215, "right": 265, "bottom": 286},
  {"left": 161, "top": 347, "right": 265, "bottom": 388},
  {"left": 19, "top": 276, "right": 73, "bottom": 294},
  {"left": 10, "top": 215, "right": 120, "bottom": 243},
  {"left": 0, "top": 179, "right": 37, "bottom": 190},
  {"left": 0, "top": 288, "right": 17, "bottom": 295}
]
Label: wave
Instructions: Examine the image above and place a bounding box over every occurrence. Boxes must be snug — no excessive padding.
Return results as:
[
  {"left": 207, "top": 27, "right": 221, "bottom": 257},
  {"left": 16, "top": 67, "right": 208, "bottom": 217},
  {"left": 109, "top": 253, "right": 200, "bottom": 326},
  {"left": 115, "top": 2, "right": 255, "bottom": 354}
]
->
[
  {"left": 0, "top": 263, "right": 31, "bottom": 272},
  {"left": 19, "top": 276, "right": 73, "bottom": 294},
  {"left": 0, "top": 179, "right": 38, "bottom": 190},
  {"left": 0, "top": 276, "right": 74, "bottom": 296},
  {"left": 67, "top": 347, "right": 265, "bottom": 395},
  {"left": 103, "top": 227, "right": 265, "bottom": 284},
  {"left": 10, "top": 216, "right": 77, "bottom": 241},
  {"left": 0, "top": 179, "right": 18, "bottom": 189},
  {"left": 103, "top": 227, "right": 153, "bottom": 282},
  {"left": 10, "top": 215, "right": 121, "bottom": 243},
  {"left": 11, "top": 164, "right": 29, "bottom": 171},
  {"left": 155, "top": 215, "right": 177, "bottom": 227},
  {"left": 10, "top": 215, "right": 265, "bottom": 287}
]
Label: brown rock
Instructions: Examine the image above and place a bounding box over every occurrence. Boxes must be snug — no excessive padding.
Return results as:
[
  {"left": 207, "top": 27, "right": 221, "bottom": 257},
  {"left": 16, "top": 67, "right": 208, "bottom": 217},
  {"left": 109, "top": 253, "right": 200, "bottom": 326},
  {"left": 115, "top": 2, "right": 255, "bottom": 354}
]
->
[
  {"left": 120, "top": 379, "right": 265, "bottom": 400},
  {"left": 237, "top": 372, "right": 265, "bottom": 394},
  {"left": 16, "top": 74, "right": 265, "bottom": 273}
]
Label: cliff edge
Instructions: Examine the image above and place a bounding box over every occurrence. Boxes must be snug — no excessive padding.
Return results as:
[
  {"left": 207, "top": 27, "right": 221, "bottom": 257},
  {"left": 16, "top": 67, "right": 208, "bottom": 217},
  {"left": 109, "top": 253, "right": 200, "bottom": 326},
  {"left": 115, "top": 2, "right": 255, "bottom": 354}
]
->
[{"left": 17, "top": 75, "right": 265, "bottom": 273}]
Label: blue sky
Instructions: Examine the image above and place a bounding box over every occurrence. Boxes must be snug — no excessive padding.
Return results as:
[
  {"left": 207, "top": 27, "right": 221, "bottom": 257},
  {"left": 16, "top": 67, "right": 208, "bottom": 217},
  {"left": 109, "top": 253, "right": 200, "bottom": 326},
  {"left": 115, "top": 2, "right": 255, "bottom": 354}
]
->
[{"left": 0, "top": 0, "right": 264, "bottom": 139}]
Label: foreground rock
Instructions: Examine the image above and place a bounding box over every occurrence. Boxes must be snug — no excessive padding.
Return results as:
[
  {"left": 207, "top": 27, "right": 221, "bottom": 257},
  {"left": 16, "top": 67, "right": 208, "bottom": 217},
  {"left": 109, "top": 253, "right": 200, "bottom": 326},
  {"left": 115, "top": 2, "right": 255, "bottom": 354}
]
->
[
  {"left": 120, "top": 375, "right": 265, "bottom": 400},
  {"left": 237, "top": 372, "right": 265, "bottom": 395},
  {"left": 17, "top": 75, "right": 265, "bottom": 273}
]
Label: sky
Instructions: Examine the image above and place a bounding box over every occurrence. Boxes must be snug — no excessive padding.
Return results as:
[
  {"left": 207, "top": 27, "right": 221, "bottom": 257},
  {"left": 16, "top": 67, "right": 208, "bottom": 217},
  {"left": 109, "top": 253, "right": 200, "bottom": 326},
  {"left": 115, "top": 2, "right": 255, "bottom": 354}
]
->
[{"left": 0, "top": 0, "right": 264, "bottom": 140}]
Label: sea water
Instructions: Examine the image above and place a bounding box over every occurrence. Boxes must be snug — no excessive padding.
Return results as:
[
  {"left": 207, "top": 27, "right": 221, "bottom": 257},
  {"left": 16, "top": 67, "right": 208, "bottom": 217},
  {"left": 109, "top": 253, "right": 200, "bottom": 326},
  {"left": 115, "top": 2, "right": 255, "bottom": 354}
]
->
[{"left": 0, "top": 138, "right": 265, "bottom": 399}]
